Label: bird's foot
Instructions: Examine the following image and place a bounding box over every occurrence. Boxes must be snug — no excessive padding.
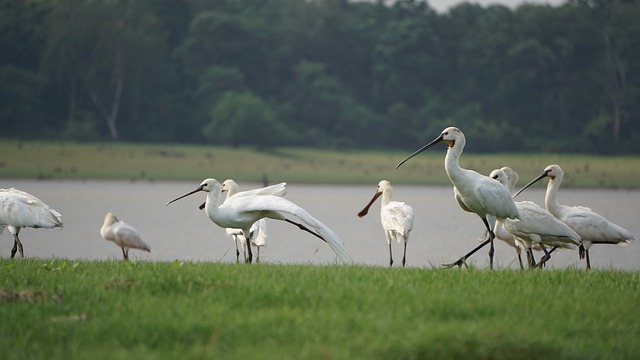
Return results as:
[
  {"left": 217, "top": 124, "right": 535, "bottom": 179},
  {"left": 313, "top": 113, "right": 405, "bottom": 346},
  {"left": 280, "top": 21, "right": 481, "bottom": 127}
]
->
[
  {"left": 442, "top": 258, "right": 467, "bottom": 269},
  {"left": 533, "top": 255, "right": 551, "bottom": 269}
]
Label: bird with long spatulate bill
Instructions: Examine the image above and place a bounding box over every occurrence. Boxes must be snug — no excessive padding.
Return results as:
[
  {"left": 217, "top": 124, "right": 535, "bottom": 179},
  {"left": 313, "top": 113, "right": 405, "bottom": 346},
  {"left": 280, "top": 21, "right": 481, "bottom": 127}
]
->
[
  {"left": 514, "top": 164, "right": 634, "bottom": 270},
  {"left": 166, "top": 178, "right": 352, "bottom": 264},
  {"left": 396, "top": 127, "right": 519, "bottom": 269},
  {"left": 357, "top": 180, "right": 414, "bottom": 267},
  {"left": 490, "top": 168, "right": 581, "bottom": 269}
]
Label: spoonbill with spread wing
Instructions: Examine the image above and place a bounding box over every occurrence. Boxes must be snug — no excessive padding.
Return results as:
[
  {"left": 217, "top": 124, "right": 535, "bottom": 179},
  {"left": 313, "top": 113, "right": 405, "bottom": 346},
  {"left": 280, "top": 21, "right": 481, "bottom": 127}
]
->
[
  {"left": 221, "top": 179, "right": 269, "bottom": 263},
  {"left": 0, "top": 188, "right": 63, "bottom": 258},
  {"left": 166, "top": 178, "right": 352, "bottom": 264},
  {"left": 396, "top": 127, "right": 519, "bottom": 269},
  {"left": 357, "top": 180, "right": 414, "bottom": 267},
  {"left": 514, "top": 164, "right": 634, "bottom": 270}
]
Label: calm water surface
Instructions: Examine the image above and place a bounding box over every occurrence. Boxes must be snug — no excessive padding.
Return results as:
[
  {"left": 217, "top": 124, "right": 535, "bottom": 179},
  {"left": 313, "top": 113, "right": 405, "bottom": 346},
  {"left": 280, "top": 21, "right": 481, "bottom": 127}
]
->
[{"left": 2, "top": 179, "right": 639, "bottom": 270}]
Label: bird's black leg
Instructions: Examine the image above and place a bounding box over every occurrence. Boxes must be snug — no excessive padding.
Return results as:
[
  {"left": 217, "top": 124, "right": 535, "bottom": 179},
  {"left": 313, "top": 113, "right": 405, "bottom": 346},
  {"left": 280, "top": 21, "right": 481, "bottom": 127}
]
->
[
  {"left": 388, "top": 242, "right": 393, "bottom": 267},
  {"left": 527, "top": 248, "right": 536, "bottom": 268},
  {"left": 13, "top": 234, "right": 24, "bottom": 258},
  {"left": 402, "top": 241, "right": 407, "bottom": 268},
  {"left": 245, "top": 235, "right": 253, "bottom": 264},
  {"left": 517, "top": 253, "right": 524, "bottom": 270},
  {"left": 10, "top": 237, "right": 18, "bottom": 258},
  {"left": 443, "top": 238, "right": 490, "bottom": 268},
  {"left": 284, "top": 219, "right": 325, "bottom": 242},
  {"left": 234, "top": 238, "right": 241, "bottom": 263},
  {"left": 585, "top": 248, "right": 591, "bottom": 271},
  {"left": 482, "top": 218, "right": 495, "bottom": 270},
  {"left": 122, "top": 247, "right": 128, "bottom": 261},
  {"left": 534, "top": 244, "right": 552, "bottom": 269}
]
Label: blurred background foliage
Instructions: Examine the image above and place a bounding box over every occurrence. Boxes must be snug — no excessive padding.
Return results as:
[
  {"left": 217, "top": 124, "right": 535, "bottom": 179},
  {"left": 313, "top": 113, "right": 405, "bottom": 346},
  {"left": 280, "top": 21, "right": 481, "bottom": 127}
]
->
[{"left": 1, "top": 0, "right": 639, "bottom": 154}]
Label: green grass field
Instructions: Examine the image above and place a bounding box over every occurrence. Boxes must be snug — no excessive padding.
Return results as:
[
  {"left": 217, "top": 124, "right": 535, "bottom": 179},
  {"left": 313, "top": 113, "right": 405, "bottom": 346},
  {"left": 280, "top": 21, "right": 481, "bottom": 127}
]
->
[
  {"left": 1, "top": 259, "right": 639, "bottom": 359},
  {"left": 1, "top": 140, "right": 639, "bottom": 187},
  {"left": 2, "top": 141, "right": 640, "bottom": 359}
]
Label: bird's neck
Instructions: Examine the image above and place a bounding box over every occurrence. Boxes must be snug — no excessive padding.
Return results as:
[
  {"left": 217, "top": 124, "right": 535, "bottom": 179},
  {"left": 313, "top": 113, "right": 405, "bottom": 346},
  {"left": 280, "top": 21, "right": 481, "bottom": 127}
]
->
[
  {"left": 544, "top": 176, "right": 562, "bottom": 215},
  {"left": 205, "top": 190, "right": 222, "bottom": 217},
  {"left": 444, "top": 141, "right": 464, "bottom": 183},
  {"left": 381, "top": 190, "right": 392, "bottom": 207}
]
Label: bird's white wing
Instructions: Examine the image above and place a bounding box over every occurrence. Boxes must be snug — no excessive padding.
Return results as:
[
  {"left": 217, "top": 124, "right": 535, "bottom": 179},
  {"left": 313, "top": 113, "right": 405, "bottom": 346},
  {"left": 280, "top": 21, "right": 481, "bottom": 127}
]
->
[
  {"left": 381, "top": 202, "right": 414, "bottom": 235},
  {"left": 232, "top": 183, "right": 287, "bottom": 198},
  {"left": 224, "top": 195, "right": 352, "bottom": 263},
  {"left": 0, "top": 190, "right": 63, "bottom": 228},
  {"left": 112, "top": 222, "right": 151, "bottom": 252},
  {"left": 475, "top": 177, "right": 519, "bottom": 220},
  {"left": 503, "top": 201, "right": 581, "bottom": 248},
  {"left": 561, "top": 207, "right": 634, "bottom": 245}
]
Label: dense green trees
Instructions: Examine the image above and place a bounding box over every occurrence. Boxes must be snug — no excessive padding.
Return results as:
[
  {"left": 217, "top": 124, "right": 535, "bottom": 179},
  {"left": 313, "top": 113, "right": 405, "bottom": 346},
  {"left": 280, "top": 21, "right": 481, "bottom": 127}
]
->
[{"left": 1, "top": 0, "right": 639, "bottom": 153}]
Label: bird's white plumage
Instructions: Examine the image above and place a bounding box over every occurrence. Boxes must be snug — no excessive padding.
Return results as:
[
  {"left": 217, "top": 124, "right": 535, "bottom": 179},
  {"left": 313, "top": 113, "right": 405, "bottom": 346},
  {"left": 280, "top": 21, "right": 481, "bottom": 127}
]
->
[
  {"left": 491, "top": 169, "right": 581, "bottom": 251},
  {"left": 100, "top": 212, "right": 151, "bottom": 259},
  {"left": 517, "top": 164, "right": 635, "bottom": 269},
  {"left": 0, "top": 188, "right": 63, "bottom": 229},
  {"left": 0, "top": 187, "right": 63, "bottom": 258},
  {"left": 168, "top": 178, "right": 351, "bottom": 263},
  {"left": 221, "top": 180, "right": 269, "bottom": 262},
  {"left": 358, "top": 180, "right": 414, "bottom": 266},
  {"left": 397, "top": 126, "right": 519, "bottom": 268}
]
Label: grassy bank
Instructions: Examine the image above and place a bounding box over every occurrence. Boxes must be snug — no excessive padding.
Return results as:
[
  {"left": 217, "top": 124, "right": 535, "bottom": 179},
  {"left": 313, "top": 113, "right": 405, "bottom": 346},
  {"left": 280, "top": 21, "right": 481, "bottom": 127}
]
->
[
  {"left": 1, "top": 259, "right": 639, "bottom": 359},
  {"left": 1, "top": 140, "right": 639, "bottom": 187}
]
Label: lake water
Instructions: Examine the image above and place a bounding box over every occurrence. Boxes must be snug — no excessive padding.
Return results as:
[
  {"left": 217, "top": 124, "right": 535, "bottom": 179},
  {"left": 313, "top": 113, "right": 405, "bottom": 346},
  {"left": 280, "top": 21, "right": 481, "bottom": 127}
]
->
[{"left": 1, "top": 179, "right": 638, "bottom": 270}]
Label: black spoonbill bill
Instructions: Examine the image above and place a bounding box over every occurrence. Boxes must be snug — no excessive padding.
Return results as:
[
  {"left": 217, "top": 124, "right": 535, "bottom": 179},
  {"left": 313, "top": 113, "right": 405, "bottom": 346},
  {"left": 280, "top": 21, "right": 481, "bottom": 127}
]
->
[
  {"left": 0, "top": 188, "right": 63, "bottom": 258},
  {"left": 514, "top": 164, "right": 634, "bottom": 270},
  {"left": 357, "top": 180, "right": 414, "bottom": 267},
  {"left": 396, "top": 127, "right": 519, "bottom": 269},
  {"left": 166, "top": 178, "right": 352, "bottom": 264}
]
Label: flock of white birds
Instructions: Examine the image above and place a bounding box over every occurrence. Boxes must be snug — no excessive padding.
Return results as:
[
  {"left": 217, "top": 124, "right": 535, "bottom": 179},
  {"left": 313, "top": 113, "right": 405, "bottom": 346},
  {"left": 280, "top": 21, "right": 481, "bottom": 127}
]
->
[{"left": 1, "top": 126, "right": 635, "bottom": 268}]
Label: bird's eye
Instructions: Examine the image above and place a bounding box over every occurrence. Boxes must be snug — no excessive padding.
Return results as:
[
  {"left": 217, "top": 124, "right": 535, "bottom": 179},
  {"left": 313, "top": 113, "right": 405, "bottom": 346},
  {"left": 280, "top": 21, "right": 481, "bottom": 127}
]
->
[{"left": 443, "top": 131, "right": 448, "bottom": 135}]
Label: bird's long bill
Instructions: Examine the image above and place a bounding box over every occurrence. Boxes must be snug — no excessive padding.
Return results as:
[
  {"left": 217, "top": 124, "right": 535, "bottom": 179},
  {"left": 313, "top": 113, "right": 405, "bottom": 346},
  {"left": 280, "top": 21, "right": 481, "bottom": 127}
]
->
[
  {"left": 357, "top": 191, "right": 382, "bottom": 218},
  {"left": 513, "top": 172, "right": 548, "bottom": 198},
  {"left": 165, "top": 185, "right": 204, "bottom": 206},
  {"left": 395, "top": 134, "right": 444, "bottom": 169}
]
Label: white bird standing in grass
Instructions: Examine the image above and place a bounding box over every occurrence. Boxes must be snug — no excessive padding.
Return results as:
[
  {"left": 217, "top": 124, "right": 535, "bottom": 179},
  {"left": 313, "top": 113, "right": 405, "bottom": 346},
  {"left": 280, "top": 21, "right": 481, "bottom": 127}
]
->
[
  {"left": 166, "top": 178, "right": 352, "bottom": 264},
  {"left": 490, "top": 168, "right": 581, "bottom": 269},
  {"left": 0, "top": 188, "right": 63, "bottom": 258},
  {"left": 514, "top": 164, "right": 635, "bottom": 270},
  {"left": 357, "top": 180, "right": 414, "bottom": 267},
  {"left": 396, "top": 127, "right": 519, "bottom": 269},
  {"left": 100, "top": 212, "right": 151, "bottom": 260},
  {"left": 221, "top": 180, "right": 269, "bottom": 263},
  {"left": 248, "top": 219, "right": 268, "bottom": 263}
]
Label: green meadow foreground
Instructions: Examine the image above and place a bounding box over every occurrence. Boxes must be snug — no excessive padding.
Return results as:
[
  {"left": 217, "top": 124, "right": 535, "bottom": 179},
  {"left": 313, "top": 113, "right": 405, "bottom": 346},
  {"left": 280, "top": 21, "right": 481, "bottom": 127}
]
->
[{"left": 1, "top": 260, "right": 639, "bottom": 359}]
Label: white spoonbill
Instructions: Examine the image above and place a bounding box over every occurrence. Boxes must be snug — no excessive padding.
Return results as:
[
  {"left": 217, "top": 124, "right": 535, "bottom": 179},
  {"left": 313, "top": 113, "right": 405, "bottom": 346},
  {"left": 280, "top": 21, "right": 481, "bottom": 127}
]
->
[
  {"left": 357, "top": 180, "right": 414, "bottom": 267},
  {"left": 396, "top": 127, "right": 519, "bottom": 269},
  {"left": 249, "top": 219, "right": 268, "bottom": 263},
  {"left": 490, "top": 168, "right": 581, "bottom": 269},
  {"left": 0, "top": 188, "right": 63, "bottom": 258},
  {"left": 221, "top": 179, "right": 269, "bottom": 263},
  {"left": 166, "top": 178, "right": 352, "bottom": 264},
  {"left": 100, "top": 212, "right": 151, "bottom": 260},
  {"left": 514, "top": 164, "right": 635, "bottom": 270},
  {"left": 478, "top": 167, "right": 527, "bottom": 268}
]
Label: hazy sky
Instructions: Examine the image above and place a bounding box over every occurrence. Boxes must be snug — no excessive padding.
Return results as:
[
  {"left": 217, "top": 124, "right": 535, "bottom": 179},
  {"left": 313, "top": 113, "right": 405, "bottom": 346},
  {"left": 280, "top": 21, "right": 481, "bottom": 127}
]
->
[{"left": 428, "top": 0, "right": 566, "bottom": 12}]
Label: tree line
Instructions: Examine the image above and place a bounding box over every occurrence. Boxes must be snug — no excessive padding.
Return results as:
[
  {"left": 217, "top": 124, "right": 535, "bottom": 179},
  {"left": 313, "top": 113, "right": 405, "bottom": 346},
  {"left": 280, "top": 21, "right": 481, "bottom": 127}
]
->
[{"left": 1, "top": 0, "right": 639, "bottom": 154}]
